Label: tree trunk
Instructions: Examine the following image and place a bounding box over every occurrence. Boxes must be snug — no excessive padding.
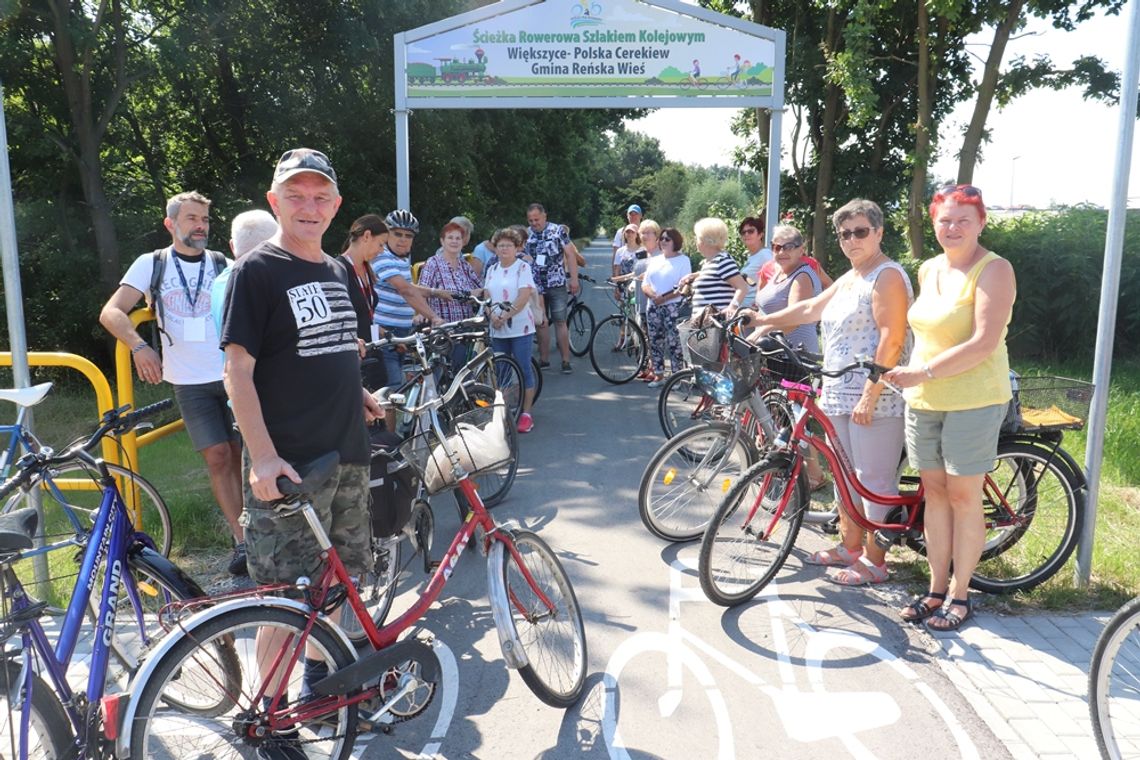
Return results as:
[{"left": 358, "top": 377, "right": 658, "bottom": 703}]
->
[
  {"left": 811, "top": 9, "right": 841, "bottom": 268},
  {"left": 957, "top": 0, "right": 1025, "bottom": 183},
  {"left": 907, "top": 1, "right": 932, "bottom": 258},
  {"left": 46, "top": 0, "right": 126, "bottom": 293}
]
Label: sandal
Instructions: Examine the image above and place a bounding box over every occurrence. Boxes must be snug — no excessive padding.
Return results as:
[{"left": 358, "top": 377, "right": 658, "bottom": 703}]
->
[
  {"left": 925, "top": 597, "right": 973, "bottom": 634},
  {"left": 804, "top": 545, "right": 862, "bottom": 567},
  {"left": 899, "top": 591, "right": 947, "bottom": 623},
  {"left": 827, "top": 557, "right": 889, "bottom": 586}
]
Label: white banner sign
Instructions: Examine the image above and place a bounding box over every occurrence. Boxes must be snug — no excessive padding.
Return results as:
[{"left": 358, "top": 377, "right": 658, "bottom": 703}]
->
[{"left": 403, "top": 0, "right": 776, "bottom": 100}]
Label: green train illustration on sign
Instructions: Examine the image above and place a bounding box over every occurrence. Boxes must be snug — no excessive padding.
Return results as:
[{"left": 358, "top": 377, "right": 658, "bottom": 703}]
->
[{"left": 407, "top": 53, "right": 489, "bottom": 84}]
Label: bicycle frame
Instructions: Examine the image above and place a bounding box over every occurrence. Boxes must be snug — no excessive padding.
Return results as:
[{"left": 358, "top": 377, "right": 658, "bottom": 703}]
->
[
  {"left": 757, "top": 380, "right": 1026, "bottom": 543},
  {"left": 1, "top": 459, "right": 148, "bottom": 756}
]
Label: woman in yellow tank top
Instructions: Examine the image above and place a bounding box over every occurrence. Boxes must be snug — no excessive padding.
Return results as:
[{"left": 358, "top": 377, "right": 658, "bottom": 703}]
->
[{"left": 884, "top": 185, "right": 1016, "bottom": 634}]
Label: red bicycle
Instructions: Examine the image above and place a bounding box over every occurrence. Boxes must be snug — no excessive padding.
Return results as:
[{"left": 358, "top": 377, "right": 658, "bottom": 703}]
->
[
  {"left": 117, "top": 334, "right": 587, "bottom": 759},
  {"left": 698, "top": 332, "right": 1086, "bottom": 606}
]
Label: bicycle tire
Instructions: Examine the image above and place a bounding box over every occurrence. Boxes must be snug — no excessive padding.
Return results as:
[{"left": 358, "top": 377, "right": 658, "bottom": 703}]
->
[
  {"left": 1089, "top": 594, "right": 1140, "bottom": 760},
  {"left": 340, "top": 536, "right": 403, "bottom": 645},
  {"left": 568, "top": 303, "right": 595, "bottom": 357},
  {"left": 0, "top": 657, "right": 74, "bottom": 758},
  {"left": 497, "top": 530, "right": 587, "bottom": 707},
  {"left": 658, "top": 368, "right": 720, "bottom": 438},
  {"left": 530, "top": 356, "right": 544, "bottom": 404},
  {"left": 965, "top": 441, "right": 1083, "bottom": 594},
  {"left": 2, "top": 461, "right": 173, "bottom": 611},
  {"left": 128, "top": 605, "right": 357, "bottom": 760},
  {"left": 447, "top": 383, "right": 518, "bottom": 507},
  {"left": 699, "top": 457, "right": 806, "bottom": 607},
  {"left": 638, "top": 422, "right": 757, "bottom": 542},
  {"left": 101, "top": 545, "right": 212, "bottom": 692},
  {"left": 589, "top": 315, "right": 647, "bottom": 384},
  {"left": 482, "top": 353, "right": 524, "bottom": 422}
]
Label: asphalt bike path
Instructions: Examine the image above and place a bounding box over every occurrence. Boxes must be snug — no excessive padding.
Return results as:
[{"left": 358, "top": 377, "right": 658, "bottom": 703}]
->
[
  {"left": 351, "top": 240, "right": 1011, "bottom": 759},
  {"left": 54, "top": 239, "right": 1104, "bottom": 758}
]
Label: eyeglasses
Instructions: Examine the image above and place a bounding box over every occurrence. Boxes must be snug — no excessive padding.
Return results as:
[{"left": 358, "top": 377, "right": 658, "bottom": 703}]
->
[
  {"left": 772, "top": 241, "right": 801, "bottom": 253},
  {"left": 390, "top": 230, "right": 415, "bottom": 240},
  {"left": 740, "top": 228, "right": 760, "bottom": 236},
  {"left": 660, "top": 235, "right": 672, "bottom": 243},
  {"left": 838, "top": 226, "right": 875, "bottom": 241}
]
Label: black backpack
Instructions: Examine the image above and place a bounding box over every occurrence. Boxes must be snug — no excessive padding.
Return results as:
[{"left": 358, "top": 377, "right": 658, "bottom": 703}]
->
[{"left": 145, "top": 247, "right": 228, "bottom": 347}]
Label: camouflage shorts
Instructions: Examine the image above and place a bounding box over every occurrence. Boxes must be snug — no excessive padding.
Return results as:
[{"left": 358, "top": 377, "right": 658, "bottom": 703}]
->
[{"left": 240, "top": 454, "right": 372, "bottom": 585}]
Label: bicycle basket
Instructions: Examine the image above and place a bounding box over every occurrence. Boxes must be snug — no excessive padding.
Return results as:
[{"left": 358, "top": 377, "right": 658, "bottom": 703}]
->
[
  {"left": 399, "top": 392, "right": 512, "bottom": 494},
  {"left": 680, "top": 323, "right": 726, "bottom": 371},
  {"left": 1012, "top": 375, "right": 1093, "bottom": 432}
]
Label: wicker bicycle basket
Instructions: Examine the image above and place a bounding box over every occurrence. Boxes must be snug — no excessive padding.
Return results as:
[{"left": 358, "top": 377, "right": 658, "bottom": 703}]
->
[
  {"left": 1012, "top": 375, "right": 1094, "bottom": 432},
  {"left": 398, "top": 398, "right": 512, "bottom": 494}
]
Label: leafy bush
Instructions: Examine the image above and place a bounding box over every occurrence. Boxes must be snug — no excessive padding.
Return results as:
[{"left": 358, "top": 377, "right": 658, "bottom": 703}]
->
[{"left": 979, "top": 207, "right": 1140, "bottom": 361}]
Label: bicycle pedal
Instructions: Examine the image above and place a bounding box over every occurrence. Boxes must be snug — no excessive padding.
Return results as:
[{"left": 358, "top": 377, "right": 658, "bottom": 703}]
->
[
  {"left": 873, "top": 529, "right": 901, "bottom": 550},
  {"left": 820, "top": 517, "right": 839, "bottom": 536},
  {"left": 427, "top": 559, "right": 441, "bottom": 572}
]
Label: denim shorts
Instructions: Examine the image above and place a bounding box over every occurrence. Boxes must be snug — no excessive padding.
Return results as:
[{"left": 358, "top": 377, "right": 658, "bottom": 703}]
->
[
  {"left": 544, "top": 285, "right": 569, "bottom": 323},
  {"left": 172, "top": 380, "right": 237, "bottom": 451},
  {"left": 905, "top": 404, "right": 1006, "bottom": 476}
]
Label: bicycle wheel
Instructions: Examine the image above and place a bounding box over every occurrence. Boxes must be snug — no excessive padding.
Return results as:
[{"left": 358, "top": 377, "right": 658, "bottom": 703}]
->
[
  {"left": 638, "top": 422, "right": 756, "bottom": 542},
  {"left": 3, "top": 461, "right": 173, "bottom": 610},
  {"left": 447, "top": 383, "right": 518, "bottom": 507},
  {"left": 699, "top": 457, "right": 806, "bottom": 607},
  {"left": 0, "top": 658, "right": 74, "bottom": 759},
  {"left": 1090, "top": 595, "right": 1140, "bottom": 760},
  {"left": 589, "top": 315, "right": 647, "bottom": 384},
  {"left": 340, "top": 535, "right": 403, "bottom": 644},
  {"left": 101, "top": 546, "right": 211, "bottom": 691},
  {"left": 657, "top": 368, "right": 720, "bottom": 438},
  {"left": 128, "top": 605, "right": 357, "bottom": 760},
  {"left": 497, "top": 530, "right": 587, "bottom": 707},
  {"left": 568, "top": 303, "right": 595, "bottom": 357},
  {"left": 969, "top": 441, "right": 1083, "bottom": 594},
  {"left": 530, "top": 356, "right": 544, "bottom": 404}
]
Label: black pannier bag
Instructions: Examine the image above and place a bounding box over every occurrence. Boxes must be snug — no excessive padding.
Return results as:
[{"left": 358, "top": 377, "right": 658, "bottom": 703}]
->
[{"left": 368, "top": 425, "right": 417, "bottom": 538}]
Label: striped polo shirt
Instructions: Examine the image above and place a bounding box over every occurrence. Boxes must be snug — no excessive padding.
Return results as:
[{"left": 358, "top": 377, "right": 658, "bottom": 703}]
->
[{"left": 371, "top": 249, "right": 415, "bottom": 329}]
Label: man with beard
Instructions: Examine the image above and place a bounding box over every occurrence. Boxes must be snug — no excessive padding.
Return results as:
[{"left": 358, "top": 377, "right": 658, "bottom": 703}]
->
[{"left": 100, "top": 191, "right": 248, "bottom": 575}]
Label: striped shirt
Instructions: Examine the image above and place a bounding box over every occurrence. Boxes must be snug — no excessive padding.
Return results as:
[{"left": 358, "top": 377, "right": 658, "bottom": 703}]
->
[
  {"left": 691, "top": 252, "right": 742, "bottom": 309},
  {"left": 371, "top": 249, "right": 415, "bottom": 329}
]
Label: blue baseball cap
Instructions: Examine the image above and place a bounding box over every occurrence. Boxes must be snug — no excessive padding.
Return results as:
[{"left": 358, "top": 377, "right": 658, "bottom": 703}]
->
[{"left": 627, "top": 204, "right": 642, "bottom": 214}]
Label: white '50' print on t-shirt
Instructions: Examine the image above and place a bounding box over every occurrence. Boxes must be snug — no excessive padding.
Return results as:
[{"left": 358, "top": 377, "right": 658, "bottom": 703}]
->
[{"left": 287, "top": 282, "right": 333, "bottom": 327}]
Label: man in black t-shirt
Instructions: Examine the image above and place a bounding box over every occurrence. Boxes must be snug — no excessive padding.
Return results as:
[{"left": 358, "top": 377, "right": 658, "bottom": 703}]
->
[{"left": 220, "top": 148, "right": 383, "bottom": 586}]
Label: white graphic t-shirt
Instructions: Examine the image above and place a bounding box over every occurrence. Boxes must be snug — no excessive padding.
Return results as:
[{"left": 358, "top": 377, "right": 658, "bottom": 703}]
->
[{"left": 121, "top": 249, "right": 230, "bottom": 385}]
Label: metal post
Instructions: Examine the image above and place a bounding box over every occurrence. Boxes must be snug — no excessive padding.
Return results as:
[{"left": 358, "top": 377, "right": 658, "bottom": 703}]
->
[
  {"left": 765, "top": 109, "right": 782, "bottom": 242},
  {"left": 394, "top": 33, "right": 411, "bottom": 211},
  {"left": 0, "top": 83, "right": 49, "bottom": 590},
  {"left": 1077, "top": 0, "right": 1140, "bottom": 586}
]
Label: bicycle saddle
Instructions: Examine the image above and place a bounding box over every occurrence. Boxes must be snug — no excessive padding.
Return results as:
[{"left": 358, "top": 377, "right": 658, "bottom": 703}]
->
[
  {"left": 0, "top": 507, "right": 39, "bottom": 553},
  {"left": 275, "top": 451, "right": 341, "bottom": 501},
  {"left": 0, "top": 382, "right": 52, "bottom": 408}
]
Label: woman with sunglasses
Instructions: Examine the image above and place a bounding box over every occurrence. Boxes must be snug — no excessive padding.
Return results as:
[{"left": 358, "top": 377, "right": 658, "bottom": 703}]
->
[
  {"left": 641, "top": 227, "right": 692, "bottom": 386},
  {"left": 743, "top": 199, "right": 913, "bottom": 588},
  {"left": 884, "top": 185, "right": 1015, "bottom": 634}
]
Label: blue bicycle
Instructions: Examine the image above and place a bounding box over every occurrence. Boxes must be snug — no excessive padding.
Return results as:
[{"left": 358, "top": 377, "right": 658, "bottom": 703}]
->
[{"left": 0, "top": 399, "right": 207, "bottom": 758}]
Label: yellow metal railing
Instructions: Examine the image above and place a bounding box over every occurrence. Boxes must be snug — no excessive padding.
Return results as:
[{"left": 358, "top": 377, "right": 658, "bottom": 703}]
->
[{"left": 1, "top": 307, "right": 188, "bottom": 525}]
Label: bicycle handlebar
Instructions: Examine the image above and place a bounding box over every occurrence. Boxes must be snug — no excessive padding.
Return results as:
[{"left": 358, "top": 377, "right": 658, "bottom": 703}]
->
[
  {"left": 0, "top": 398, "right": 174, "bottom": 500},
  {"left": 757, "top": 331, "right": 891, "bottom": 385}
]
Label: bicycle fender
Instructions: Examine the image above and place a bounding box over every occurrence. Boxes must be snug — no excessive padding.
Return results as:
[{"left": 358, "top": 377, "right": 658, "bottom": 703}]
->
[
  {"left": 486, "top": 539, "right": 529, "bottom": 669},
  {"left": 116, "top": 596, "right": 352, "bottom": 758}
]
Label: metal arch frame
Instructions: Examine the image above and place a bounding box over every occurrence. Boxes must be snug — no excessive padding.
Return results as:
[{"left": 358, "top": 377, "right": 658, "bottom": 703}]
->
[{"left": 393, "top": 0, "right": 786, "bottom": 242}]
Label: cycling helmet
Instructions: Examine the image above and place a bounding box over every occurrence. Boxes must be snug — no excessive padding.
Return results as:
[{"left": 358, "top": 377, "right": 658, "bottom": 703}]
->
[{"left": 385, "top": 209, "right": 419, "bottom": 234}]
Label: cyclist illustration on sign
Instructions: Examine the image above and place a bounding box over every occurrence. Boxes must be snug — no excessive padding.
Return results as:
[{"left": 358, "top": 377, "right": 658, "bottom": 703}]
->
[{"left": 689, "top": 59, "right": 701, "bottom": 87}]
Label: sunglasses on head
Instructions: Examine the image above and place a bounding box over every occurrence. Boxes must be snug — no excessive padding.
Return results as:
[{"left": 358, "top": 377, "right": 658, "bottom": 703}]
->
[
  {"left": 938, "top": 183, "right": 982, "bottom": 198},
  {"left": 838, "top": 226, "right": 875, "bottom": 241},
  {"left": 771, "top": 241, "right": 801, "bottom": 253}
]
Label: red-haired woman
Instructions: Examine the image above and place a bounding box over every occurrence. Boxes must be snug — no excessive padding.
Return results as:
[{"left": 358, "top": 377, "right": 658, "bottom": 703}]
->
[
  {"left": 885, "top": 184, "right": 1016, "bottom": 634},
  {"left": 420, "top": 220, "right": 483, "bottom": 368}
]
